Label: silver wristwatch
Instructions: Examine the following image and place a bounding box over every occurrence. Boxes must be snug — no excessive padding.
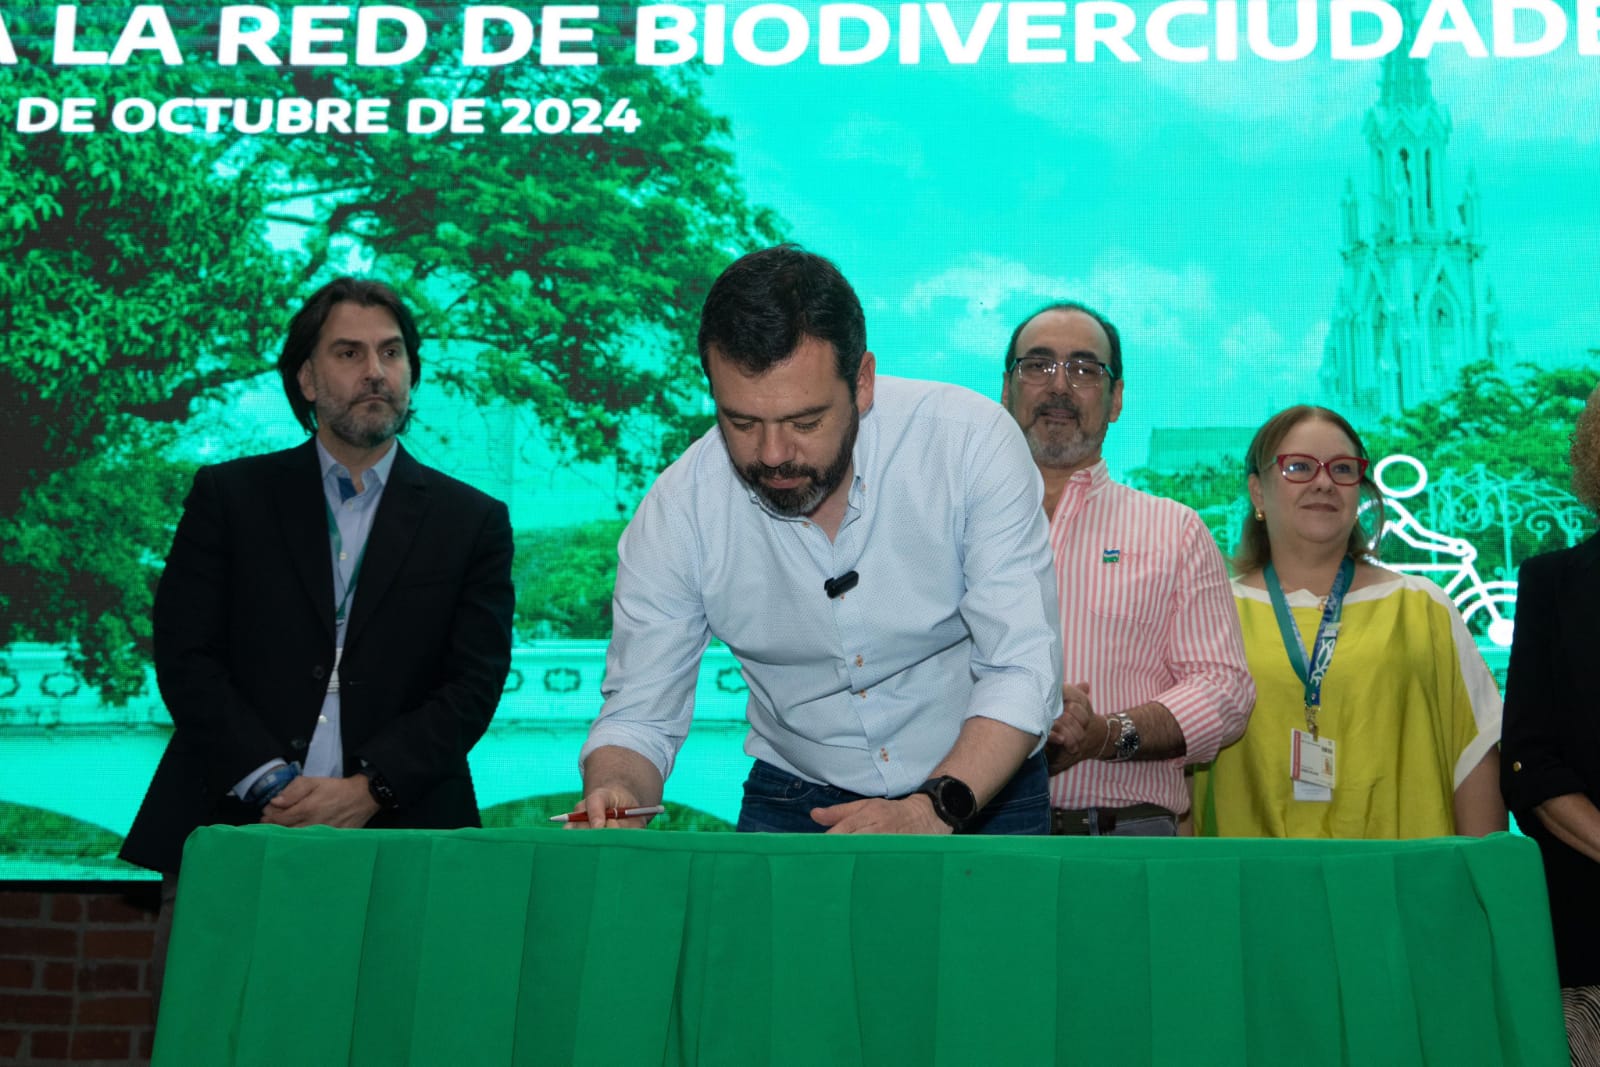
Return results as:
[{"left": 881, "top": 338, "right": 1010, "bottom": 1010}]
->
[{"left": 1105, "top": 713, "right": 1141, "bottom": 762}]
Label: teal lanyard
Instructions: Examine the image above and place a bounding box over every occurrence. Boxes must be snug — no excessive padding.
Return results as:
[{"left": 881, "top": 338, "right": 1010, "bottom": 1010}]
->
[
  {"left": 1263, "top": 556, "right": 1354, "bottom": 738},
  {"left": 323, "top": 500, "right": 369, "bottom": 623}
]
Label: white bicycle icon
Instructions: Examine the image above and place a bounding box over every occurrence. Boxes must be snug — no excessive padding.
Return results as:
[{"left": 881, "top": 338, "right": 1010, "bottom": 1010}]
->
[{"left": 1367, "top": 455, "right": 1517, "bottom": 648}]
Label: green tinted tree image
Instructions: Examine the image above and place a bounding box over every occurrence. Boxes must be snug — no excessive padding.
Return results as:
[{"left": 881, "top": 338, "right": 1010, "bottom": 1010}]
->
[
  {"left": 1128, "top": 358, "right": 1598, "bottom": 594},
  {"left": 1, "top": 8, "right": 780, "bottom": 701},
  {"left": 252, "top": 11, "right": 782, "bottom": 486},
  {"left": 1365, "top": 359, "right": 1597, "bottom": 580},
  {"left": 512, "top": 520, "right": 628, "bottom": 640},
  {"left": 1, "top": 9, "right": 300, "bottom": 701},
  {"left": 1366, "top": 360, "right": 1596, "bottom": 492}
]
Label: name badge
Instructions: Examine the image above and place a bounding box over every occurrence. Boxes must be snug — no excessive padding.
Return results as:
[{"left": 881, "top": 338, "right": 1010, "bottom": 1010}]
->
[{"left": 1291, "top": 728, "right": 1335, "bottom": 801}]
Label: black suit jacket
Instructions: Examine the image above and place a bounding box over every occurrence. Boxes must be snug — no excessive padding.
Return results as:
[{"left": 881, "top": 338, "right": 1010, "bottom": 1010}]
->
[
  {"left": 120, "top": 439, "right": 514, "bottom": 873},
  {"left": 1501, "top": 535, "right": 1600, "bottom": 987}
]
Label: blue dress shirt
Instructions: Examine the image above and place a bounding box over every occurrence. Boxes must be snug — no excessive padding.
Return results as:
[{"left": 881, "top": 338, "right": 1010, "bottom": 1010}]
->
[
  {"left": 581, "top": 376, "right": 1063, "bottom": 799},
  {"left": 233, "top": 439, "right": 397, "bottom": 795},
  {"left": 305, "top": 438, "right": 397, "bottom": 777}
]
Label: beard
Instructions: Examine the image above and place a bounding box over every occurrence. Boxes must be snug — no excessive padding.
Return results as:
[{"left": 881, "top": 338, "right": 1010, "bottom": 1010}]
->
[
  {"left": 737, "top": 406, "right": 859, "bottom": 517},
  {"left": 318, "top": 389, "right": 410, "bottom": 449},
  {"left": 1023, "top": 395, "right": 1107, "bottom": 470}
]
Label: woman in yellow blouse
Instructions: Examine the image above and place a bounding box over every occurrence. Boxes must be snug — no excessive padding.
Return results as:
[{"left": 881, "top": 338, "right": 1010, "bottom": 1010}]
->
[{"left": 1195, "top": 405, "right": 1505, "bottom": 838}]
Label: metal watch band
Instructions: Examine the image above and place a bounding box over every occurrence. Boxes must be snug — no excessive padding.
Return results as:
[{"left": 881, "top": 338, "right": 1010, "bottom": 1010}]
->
[{"left": 1107, "top": 714, "right": 1140, "bottom": 762}]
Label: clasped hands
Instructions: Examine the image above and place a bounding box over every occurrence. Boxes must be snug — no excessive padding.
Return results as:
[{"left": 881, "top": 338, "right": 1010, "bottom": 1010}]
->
[
  {"left": 1046, "top": 682, "right": 1112, "bottom": 775},
  {"left": 259, "top": 773, "right": 380, "bottom": 828}
]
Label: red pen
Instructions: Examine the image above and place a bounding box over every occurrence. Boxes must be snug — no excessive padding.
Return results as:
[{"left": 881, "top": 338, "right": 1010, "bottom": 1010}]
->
[{"left": 549, "top": 804, "right": 666, "bottom": 823}]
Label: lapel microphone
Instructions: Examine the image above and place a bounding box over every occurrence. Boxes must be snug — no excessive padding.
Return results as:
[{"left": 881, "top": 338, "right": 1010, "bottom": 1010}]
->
[{"left": 824, "top": 570, "right": 859, "bottom": 599}]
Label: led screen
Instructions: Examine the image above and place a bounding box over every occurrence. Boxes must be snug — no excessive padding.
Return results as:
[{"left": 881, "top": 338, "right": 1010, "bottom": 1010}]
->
[{"left": 3, "top": 0, "right": 1596, "bottom": 876}]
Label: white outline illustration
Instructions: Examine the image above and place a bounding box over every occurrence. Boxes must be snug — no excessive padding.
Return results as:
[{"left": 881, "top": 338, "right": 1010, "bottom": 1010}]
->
[{"left": 1368, "top": 455, "right": 1517, "bottom": 648}]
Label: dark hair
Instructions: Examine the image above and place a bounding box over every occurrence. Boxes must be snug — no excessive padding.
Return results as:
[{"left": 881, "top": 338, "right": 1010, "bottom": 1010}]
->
[
  {"left": 1004, "top": 301, "right": 1123, "bottom": 382},
  {"left": 697, "top": 244, "right": 867, "bottom": 392},
  {"left": 1234, "top": 404, "right": 1384, "bottom": 574},
  {"left": 278, "top": 277, "right": 422, "bottom": 433}
]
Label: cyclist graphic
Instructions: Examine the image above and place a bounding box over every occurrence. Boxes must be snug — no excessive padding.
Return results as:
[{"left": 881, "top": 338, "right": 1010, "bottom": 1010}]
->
[{"left": 1367, "top": 455, "right": 1517, "bottom": 648}]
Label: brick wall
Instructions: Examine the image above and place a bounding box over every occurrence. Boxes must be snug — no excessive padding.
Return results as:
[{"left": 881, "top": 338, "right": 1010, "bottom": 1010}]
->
[{"left": 0, "top": 885, "right": 159, "bottom": 1065}]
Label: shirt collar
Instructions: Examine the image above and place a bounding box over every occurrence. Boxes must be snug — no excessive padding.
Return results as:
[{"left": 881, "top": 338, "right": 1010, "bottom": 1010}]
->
[
  {"left": 1050, "top": 458, "right": 1110, "bottom": 527},
  {"left": 1064, "top": 457, "right": 1110, "bottom": 494},
  {"left": 315, "top": 438, "right": 399, "bottom": 492}
]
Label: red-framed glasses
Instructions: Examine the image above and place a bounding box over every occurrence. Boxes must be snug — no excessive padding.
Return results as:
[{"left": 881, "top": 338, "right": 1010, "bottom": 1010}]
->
[{"left": 1275, "top": 454, "right": 1368, "bottom": 486}]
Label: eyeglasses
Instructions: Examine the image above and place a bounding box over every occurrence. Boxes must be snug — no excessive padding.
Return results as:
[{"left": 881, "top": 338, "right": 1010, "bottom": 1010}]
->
[
  {"left": 1009, "top": 357, "right": 1115, "bottom": 388},
  {"left": 1275, "top": 453, "right": 1369, "bottom": 486}
]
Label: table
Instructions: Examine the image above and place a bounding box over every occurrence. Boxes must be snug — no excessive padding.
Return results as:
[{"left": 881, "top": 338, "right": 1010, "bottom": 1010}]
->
[{"left": 155, "top": 827, "right": 1565, "bottom": 1065}]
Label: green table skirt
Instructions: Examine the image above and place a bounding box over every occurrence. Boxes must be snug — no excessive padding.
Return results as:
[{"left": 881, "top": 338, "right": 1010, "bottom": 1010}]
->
[{"left": 156, "top": 827, "right": 1565, "bottom": 1065}]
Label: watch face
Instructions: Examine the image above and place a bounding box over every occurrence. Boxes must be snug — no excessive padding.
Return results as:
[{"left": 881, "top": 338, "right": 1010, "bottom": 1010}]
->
[
  {"left": 1116, "top": 720, "right": 1141, "bottom": 759},
  {"left": 936, "top": 778, "right": 977, "bottom": 821}
]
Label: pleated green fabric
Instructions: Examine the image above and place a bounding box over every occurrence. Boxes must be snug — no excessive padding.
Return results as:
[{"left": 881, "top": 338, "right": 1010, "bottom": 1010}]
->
[{"left": 155, "top": 828, "right": 1565, "bottom": 1066}]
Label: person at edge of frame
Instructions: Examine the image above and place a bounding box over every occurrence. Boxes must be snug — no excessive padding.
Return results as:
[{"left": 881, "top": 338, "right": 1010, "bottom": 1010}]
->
[{"left": 1502, "top": 381, "right": 1600, "bottom": 1063}]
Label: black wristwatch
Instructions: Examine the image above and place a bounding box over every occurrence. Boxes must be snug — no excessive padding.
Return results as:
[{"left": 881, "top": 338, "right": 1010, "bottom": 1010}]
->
[
  {"left": 360, "top": 761, "right": 398, "bottom": 810},
  {"left": 913, "top": 776, "right": 978, "bottom": 833}
]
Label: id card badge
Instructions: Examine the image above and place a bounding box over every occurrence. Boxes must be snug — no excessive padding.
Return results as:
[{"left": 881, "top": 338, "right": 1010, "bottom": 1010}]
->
[
  {"left": 1291, "top": 728, "right": 1335, "bottom": 801},
  {"left": 327, "top": 646, "right": 343, "bottom": 695}
]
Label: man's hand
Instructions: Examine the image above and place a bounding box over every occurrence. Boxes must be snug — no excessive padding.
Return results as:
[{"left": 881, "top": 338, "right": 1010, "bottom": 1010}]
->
[
  {"left": 569, "top": 786, "right": 654, "bottom": 830},
  {"left": 809, "top": 794, "right": 951, "bottom": 834},
  {"left": 1046, "top": 682, "right": 1109, "bottom": 775},
  {"left": 573, "top": 746, "right": 664, "bottom": 829},
  {"left": 260, "top": 774, "right": 381, "bottom": 828}
]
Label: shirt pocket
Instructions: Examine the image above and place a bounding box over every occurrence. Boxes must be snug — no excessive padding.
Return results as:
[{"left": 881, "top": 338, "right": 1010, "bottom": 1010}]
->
[{"left": 1083, "top": 550, "right": 1170, "bottom": 624}]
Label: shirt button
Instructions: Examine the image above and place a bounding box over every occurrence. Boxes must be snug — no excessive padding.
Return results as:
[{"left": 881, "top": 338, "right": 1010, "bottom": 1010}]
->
[
  {"left": 318, "top": 715, "right": 329, "bottom": 725},
  {"left": 312, "top": 665, "right": 326, "bottom": 680},
  {"left": 854, "top": 654, "right": 864, "bottom": 668}
]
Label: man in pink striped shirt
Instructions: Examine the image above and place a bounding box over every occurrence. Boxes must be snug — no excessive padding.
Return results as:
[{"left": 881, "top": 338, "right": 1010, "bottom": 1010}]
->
[{"left": 1001, "top": 303, "right": 1254, "bottom": 835}]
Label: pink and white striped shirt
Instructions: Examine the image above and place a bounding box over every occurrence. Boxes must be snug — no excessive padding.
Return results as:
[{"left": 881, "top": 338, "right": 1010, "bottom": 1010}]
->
[{"left": 1047, "top": 460, "right": 1254, "bottom": 814}]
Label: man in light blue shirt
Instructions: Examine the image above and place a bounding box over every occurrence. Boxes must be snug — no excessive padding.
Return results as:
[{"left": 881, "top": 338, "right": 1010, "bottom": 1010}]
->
[{"left": 578, "top": 245, "right": 1062, "bottom": 833}]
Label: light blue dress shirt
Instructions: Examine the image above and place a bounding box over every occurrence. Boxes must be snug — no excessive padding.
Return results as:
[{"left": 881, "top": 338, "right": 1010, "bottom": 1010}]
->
[
  {"left": 581, "top": 376, "right": 1063, "bottom": 799},
  {"left": 304, "top": 438, "right": 397, "bottom": 777},
  {"left": 233, "top": 439, "right": 396, "bottom": 796}
]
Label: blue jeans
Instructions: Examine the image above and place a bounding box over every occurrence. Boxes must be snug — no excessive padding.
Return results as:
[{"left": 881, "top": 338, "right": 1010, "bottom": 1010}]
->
[{"left": 735, "top": 752, "right": 1050, "bottom": 834}]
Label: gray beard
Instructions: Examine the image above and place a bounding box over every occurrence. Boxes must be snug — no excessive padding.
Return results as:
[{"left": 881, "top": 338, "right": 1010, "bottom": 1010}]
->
[
  {"left": 1027, "top": 426, "right": 1102, "bottom": 470},
  {"left": 320, "top": 395, "right": 409, "bottom": 449},
  {"left": 1024, "top": 401, "right": 1104, "bottom": 470}
]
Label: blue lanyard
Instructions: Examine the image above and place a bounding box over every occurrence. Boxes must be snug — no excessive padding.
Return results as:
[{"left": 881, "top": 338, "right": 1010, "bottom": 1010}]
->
[{"left": 1263, "top": 557, "right": 1354, "bottom": 738}]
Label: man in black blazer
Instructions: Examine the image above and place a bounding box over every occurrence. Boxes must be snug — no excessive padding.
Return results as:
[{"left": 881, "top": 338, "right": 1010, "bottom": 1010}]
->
[{"left": 121, "top": 278, "right": 514, "bottom": 998}]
